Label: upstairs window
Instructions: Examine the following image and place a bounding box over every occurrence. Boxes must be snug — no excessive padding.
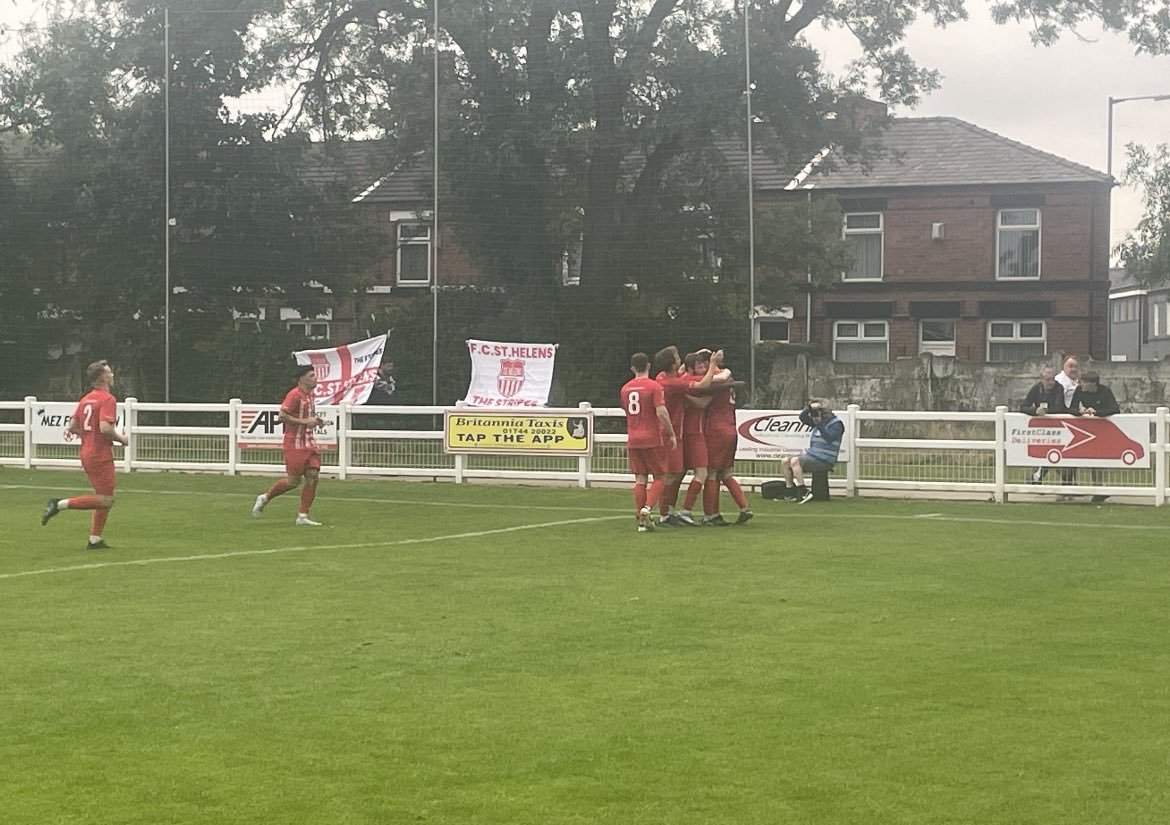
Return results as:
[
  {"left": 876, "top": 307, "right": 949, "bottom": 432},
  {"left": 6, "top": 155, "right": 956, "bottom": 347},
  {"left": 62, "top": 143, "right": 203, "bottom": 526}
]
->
[
  {"left": 396, "top": 223, "right": 431, "bottom": 286},
  {"left": 843, "top": 212, "right": 883, "bottom": 281},
  {"left": 997, "top": 209, "right": 1040, "bottom": 279}
]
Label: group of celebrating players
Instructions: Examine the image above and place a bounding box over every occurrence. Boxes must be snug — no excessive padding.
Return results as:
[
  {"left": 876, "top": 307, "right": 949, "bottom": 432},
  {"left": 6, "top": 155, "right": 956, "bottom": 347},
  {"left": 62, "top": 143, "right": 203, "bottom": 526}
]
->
[
  {"left": 620, "top": 345, "right": 753, "bottom": 532},
  {"left": 43, "top": 347, "right": 761, "bottom": 547}
]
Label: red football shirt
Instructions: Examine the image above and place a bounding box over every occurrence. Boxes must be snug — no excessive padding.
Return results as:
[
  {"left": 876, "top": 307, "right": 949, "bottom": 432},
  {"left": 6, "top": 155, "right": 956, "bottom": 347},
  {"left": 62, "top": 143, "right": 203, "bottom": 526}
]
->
[
  {"left": 281, "top": 386, "right": 319, "bottom": 451},
  {"left": 706, "top": 384, "right": 737, "bottom": 435},
  {"left": 682, "top": 374, "right": 707, "bottom": 437},
  {"left": 620, "top": 376, "right": 667, "bottom": 449},
  {"left": 656, "top": 371, "right": 691, "bottom": 440},
  {"left": 71, "top": 387, "right": 117, "bottom": 463}
]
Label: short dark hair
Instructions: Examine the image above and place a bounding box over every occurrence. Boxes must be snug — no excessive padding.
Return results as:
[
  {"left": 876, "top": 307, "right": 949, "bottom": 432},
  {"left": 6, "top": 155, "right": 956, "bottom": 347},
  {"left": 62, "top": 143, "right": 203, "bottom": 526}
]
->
[
  {"left": 630, "top": 352, "right": 650, "bottom": 372},
  {"left": 652, "top": 346, "right": 678, "bottom": 376},
  {"left": 1081, "top": 370, "right": 1100, "bottom": 384},
  {"left": 295, "top": 364, "right": 315, "bottom": 381},
  {"left": 85, "top": 360, "right": 109, "bottom": 386},
  {"left": 683, "top": 351, "right": 710, "bottom": 372}
]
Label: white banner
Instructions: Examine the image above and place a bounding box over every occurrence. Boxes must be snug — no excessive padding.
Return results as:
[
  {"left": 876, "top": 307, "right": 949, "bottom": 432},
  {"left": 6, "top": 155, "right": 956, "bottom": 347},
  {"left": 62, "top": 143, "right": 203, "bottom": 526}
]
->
[
  {"left": 238, "top": 405, "right": 339, "bottom": 449},
  {"left": 294, "top": 334, "right": 387, "bottom": 406},
  {"left": 462, "top": 340, "right": 557, "bottom": 408},
  {"left": 1005, "top": 413, "right": 1149, "bottom": 468},
  {"left": 31, "top": 401, "right": 126, "bottom": 447},
  {"left": 734, "top": 410, "right": 852, "bottom": 462}
]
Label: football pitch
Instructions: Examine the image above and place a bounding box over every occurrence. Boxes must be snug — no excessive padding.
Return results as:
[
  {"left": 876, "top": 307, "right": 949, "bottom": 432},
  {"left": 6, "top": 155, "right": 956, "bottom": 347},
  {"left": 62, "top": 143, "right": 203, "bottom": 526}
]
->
[{"left": 2, "top": 469, "right": 1168, "bottom": 825}]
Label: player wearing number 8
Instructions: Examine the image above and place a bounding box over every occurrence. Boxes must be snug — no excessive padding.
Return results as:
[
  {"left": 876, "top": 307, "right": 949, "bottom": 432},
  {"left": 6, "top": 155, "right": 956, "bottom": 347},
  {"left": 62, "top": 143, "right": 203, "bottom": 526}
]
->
[
  {"left": 40, "top": 359, "right": 128, "bottom": 550},
  {"left": 621, "top": 352, "right": 677, "bottom": 533}
]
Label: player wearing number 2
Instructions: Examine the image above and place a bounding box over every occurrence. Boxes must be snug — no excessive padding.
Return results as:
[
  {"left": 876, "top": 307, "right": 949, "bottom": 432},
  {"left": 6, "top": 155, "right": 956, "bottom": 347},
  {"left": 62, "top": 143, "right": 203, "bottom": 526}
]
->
[
  {"left": 41, "top": 359, "right": 128, "bottom": 550},
  {"left": 621, "top": 352, "right": 677, "bottom": 533}
]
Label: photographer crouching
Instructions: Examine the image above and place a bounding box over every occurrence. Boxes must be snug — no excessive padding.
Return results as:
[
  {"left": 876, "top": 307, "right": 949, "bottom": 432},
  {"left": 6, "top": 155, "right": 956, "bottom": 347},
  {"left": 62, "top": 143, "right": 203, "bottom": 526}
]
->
[{"left": 780, "top": 400, "right": 845, "bottom": 504}]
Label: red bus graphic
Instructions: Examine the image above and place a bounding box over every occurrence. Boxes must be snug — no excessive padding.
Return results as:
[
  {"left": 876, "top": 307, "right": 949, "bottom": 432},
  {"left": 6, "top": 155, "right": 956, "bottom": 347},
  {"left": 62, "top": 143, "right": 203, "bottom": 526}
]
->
[{"left": 1026, "top": 417, "right": 1144, "bottom": 465}]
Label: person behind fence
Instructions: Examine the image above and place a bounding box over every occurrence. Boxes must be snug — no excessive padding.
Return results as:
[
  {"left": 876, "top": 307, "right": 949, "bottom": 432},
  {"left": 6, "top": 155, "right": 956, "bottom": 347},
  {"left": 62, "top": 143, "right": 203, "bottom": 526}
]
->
[
  {"left": 780, "top": 400, "right": 845, "bottom": 504},
  {"left": 1021, "top": 366, "right": 1066, "bottom": 484},
  {"left": 1072, "top": 369, "right": 1121, "bottom": 503}
]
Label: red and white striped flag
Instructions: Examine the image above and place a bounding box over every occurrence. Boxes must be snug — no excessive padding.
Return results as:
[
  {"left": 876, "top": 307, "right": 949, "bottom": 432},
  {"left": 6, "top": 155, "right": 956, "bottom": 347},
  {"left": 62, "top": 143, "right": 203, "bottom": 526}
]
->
[{"left": 294, "top": 334, "right": 387, "bottom": 405}]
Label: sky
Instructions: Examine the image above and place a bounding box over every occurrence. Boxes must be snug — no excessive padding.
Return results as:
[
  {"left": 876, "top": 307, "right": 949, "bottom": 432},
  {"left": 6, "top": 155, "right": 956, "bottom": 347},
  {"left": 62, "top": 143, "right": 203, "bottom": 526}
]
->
[{"left": 2, "top": 1, "right": 1169, "bottom": 252}]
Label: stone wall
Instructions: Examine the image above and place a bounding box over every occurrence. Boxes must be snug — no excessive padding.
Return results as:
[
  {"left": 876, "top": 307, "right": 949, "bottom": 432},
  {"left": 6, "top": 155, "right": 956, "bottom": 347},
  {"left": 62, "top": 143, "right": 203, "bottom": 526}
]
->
[{"left": 757, "top": 352, "right": 1170, "bottom": 412}]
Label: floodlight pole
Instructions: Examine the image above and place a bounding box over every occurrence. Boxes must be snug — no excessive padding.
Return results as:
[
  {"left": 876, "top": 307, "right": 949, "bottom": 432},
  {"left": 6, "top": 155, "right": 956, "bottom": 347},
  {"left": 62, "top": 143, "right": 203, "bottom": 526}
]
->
[
  {"left": 431, "top": 0, "right": 440, "bottom": 407},
  {"left": 744, "top": 0, "right": 756, "bottom": 399},
  {"left": 164, "top": 7, "right": 171, "bottom": 408}
]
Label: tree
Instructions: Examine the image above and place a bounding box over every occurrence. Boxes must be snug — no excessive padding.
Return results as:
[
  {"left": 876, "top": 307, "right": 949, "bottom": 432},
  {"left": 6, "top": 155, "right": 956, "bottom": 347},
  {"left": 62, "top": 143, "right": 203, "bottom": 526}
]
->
[
  {"left": 0, "top": 2, "right": 379, "bottom": 400},
  {"left": 1117, "top": 142, "right": 1170, "bottom": 285},
  {"left": 257, "top": 0, "right": 1170, "bottom": 300}
]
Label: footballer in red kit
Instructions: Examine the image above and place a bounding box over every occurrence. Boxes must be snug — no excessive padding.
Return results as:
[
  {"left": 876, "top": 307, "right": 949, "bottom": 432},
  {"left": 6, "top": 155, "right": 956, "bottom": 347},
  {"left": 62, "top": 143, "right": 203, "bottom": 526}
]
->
[
  {"left": 621, "top": 352, "right": 677, "bottom": 532},
  {"left": 252, "top": 364, "right": 326, "bottom": 526},
  {"left": 704, "top": 368, "right": 753, "bottom": 524},
  {"left": 41, "top": 359, "right": 129, "bottom": 550},
  {"left": 653, "top": 345, "right": 724, "bottom": 525}
]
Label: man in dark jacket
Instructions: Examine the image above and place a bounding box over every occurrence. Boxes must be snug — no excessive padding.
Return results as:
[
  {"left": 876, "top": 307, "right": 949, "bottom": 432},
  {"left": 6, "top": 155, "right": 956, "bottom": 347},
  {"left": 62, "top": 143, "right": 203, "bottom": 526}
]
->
[
  {"left": 1071, "top": 370, "right": 1121, "bottom": 502},
  {"left": 1022, "top": 366, "right": 1067, "bottom": 485},
  {"left": 1071, "top": 370, "right": 1120, "bottom": 418},
  {"left": 1020, "top": 366, "right": 1066, "bottom": 416}
]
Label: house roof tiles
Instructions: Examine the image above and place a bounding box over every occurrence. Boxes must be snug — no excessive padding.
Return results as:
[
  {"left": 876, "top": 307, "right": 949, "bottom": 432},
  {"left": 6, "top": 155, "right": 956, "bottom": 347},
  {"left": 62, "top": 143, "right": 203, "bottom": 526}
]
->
[{"left": 796, "top": 117, "right": 1111, "bottom": 190}]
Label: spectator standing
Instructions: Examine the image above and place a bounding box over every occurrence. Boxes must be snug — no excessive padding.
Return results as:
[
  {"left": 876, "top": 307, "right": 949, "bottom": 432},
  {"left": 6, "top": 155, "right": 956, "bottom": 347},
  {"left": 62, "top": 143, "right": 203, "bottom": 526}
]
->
[
  {"left": 1071, "top": 370, "right": 1121, "bottom": 503},
  {"left": 1055, "top": 356, "right": 1080, "bottom": 412},
  {"left": 41, "top": 359, "right": 129, "bottom": 550},
  {"left": 1021, "top": 366, "right": 1067, "bottom": 484},
  {"left": 368, "top": 361, "right": 396, "bottom": 405}
]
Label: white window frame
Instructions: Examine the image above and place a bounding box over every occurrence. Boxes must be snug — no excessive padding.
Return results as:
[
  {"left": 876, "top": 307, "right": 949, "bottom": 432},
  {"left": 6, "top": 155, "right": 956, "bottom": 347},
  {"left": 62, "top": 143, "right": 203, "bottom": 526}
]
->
[
  {"left": 842, "top": 212, "right": 883, "bottom": 281},
  {"left": 833, "top": 319, "right": 889, "bottom": 363},
  {"left": 1152, "top": 301, "right": 1170, "bottom": 339},
  {"left": 396, "top": 222, "right": 432, "bottom": 286},
  {"left": 986, "top": 320, "right": 1046, "bottom": 361},
  {"left": 287, "top": 321, "right": 330, "bottom": 340},
  {"left": 753, "top": 306, "right": 794, "bottom": 344},
  {"left": 918, "top": 319, "right": 956, "bottom": 357},
  {"left": 995, "top": 208, "right": 1041, "bottom": 280}
]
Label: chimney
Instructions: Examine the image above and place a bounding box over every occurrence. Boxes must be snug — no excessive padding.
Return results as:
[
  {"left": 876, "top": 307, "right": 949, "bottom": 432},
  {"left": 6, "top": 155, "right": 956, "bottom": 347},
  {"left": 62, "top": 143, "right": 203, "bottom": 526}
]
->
[{"left": 836, "top": 96, "right": 888, "bottom": 131}]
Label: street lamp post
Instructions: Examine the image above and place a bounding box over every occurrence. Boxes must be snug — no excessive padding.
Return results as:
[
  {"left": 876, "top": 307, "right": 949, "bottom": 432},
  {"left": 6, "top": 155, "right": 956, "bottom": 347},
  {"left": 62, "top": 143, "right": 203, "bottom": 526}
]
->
[
  {"left": 1105, "top": 93, "right": 1170, "bottom": 362},
  {"left": 1107, "top": 93, "right": 1170, "bottom": 178}
]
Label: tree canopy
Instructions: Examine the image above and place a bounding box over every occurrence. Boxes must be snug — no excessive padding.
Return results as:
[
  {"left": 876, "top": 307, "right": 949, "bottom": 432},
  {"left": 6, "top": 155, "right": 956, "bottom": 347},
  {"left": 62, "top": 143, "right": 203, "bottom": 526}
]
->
[{"left": 1117, "top": 142, "right": 1170, "bottom": 285}]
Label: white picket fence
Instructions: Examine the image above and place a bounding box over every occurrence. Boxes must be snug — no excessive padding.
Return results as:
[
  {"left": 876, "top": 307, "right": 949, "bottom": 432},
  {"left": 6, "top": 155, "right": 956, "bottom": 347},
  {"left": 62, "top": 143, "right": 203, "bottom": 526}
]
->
[{"left": 2, "top": 397, "right": 1168, "bottom": 504}]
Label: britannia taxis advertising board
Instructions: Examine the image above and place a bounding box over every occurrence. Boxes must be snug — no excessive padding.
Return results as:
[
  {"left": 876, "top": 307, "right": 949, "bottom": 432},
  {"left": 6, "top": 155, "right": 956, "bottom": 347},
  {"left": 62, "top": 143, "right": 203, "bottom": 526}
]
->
[{"left": 444, "top": 410, "right": 592, "bottom": 456}]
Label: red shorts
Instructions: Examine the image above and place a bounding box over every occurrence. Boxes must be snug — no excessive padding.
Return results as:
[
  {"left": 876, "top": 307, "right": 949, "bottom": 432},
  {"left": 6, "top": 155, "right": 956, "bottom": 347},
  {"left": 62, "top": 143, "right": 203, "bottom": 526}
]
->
[
  {"left": 660, "top": 441, "right": 684, "bottom": 474},
  {"left": 284, "top": 448, "right": 322, "bottom": 477},
  {"left": 682, "top": 435, "right": 709, "bottom": 470},
  {"left": 82, "top": 458, "right": 116, "bottom": 496},
  {"left": 706, "top": 431, "right": 737, "bottom": 472},
  {"left": 627, "top": 446, "right": 664, "bottom": 477}
]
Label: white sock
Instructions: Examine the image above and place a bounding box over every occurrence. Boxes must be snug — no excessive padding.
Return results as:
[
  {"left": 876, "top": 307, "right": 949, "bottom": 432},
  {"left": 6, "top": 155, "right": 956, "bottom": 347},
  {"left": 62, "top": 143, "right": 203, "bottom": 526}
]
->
[
  {"left": 297, "top": 512, "right": 308, "bottom": 519},
  {"left": 89, "top": 535, "right": 100, "bottom": 543},
  {"left": 59, "top": 499, "right": 71, "bottom": 509}
]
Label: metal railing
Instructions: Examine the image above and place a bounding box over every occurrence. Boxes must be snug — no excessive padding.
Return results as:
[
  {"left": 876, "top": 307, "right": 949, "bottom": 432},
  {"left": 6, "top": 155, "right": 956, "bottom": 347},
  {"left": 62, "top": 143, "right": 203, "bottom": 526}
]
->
[{"left": 2, "top": 398, "right": 1167, "bottom": 504}]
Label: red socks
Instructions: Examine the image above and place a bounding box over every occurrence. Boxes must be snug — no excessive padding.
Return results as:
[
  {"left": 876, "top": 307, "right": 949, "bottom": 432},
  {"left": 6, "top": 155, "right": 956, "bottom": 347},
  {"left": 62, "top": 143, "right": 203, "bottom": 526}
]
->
[
  {"left": 723, "top": 477, "right": 748, "bottom": 509},
  {"left": 299, "top": 483, "right": 317, "bottom": 514},
  {"left": 265, "top": 478, "right": 291, "bottom": 500}
]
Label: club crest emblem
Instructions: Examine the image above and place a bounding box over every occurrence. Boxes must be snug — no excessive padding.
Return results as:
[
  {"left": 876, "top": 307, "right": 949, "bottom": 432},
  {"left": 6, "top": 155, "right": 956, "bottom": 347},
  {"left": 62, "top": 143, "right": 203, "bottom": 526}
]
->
[
  {"left": 497, "top": 358, "right": 526, "bottom": 398},
  {"left": 308, "top": 352, "right": 331, "bottom": 381}
]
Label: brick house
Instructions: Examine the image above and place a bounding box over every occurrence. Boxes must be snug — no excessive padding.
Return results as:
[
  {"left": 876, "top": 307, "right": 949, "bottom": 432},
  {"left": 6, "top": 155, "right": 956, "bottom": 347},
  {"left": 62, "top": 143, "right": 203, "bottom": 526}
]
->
[{"left": 767, "top": 111, "right": 1112, "bottom": 363}]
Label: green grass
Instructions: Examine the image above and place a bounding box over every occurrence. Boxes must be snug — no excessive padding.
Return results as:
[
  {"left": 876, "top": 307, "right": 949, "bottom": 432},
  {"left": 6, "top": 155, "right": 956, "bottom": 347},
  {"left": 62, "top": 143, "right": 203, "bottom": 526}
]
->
[{"left": 2, "top": 469, "right": 1169, "bottom": 825}]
